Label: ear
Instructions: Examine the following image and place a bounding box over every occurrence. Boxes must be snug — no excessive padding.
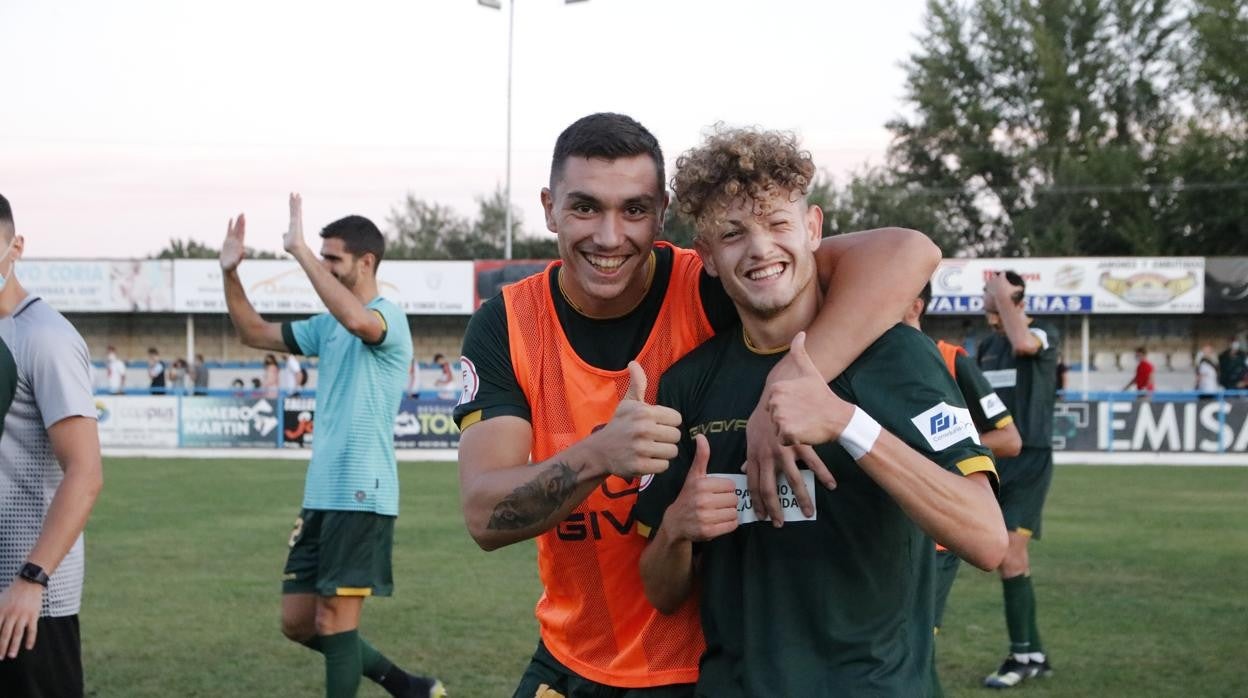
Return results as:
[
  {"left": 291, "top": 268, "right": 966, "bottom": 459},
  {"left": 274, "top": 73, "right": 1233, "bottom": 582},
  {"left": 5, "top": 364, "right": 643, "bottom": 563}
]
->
[
  {"left": 541, "top": 188, "right": 557, "bottom": 234},
  {"left": 694, "top": 235, "right": 719, "bottom": 278},
  {"left": 905, "top": 297, "right": 925, "bottom": 325},
  {"left": 805, "top": 204, "right": 823, "bottom": 251}
]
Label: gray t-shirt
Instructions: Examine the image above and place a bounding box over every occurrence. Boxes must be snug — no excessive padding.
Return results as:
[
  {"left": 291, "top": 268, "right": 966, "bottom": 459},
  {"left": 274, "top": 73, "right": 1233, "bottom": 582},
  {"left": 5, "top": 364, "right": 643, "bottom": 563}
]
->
[{"left": 0, "top": 296, "right": 97, "bottom": 617}]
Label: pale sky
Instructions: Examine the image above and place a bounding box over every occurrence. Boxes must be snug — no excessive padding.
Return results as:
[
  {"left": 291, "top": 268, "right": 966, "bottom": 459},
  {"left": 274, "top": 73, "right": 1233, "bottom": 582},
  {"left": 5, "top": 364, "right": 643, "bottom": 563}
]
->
[{"left": 2, "top": 0, "right": 929, "bottom": 259}]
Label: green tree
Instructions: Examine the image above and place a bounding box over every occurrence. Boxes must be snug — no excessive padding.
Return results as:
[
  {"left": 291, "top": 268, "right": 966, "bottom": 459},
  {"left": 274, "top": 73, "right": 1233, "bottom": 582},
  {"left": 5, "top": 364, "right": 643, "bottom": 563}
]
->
[
  {"left": 150, "top": 237, "right": 279, "bottom": 259},
  {"left": 386, "top": 186, "right": 557, "bottom": 259},
  {"left": 888, "top": 0, "right": 1185, "bottom": 255}
]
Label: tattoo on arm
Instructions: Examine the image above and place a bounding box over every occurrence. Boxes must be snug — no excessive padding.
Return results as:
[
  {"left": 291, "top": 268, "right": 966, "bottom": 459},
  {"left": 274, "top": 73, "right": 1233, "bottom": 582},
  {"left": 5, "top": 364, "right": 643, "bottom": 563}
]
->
[{"left": 487, "top": 462, "right": 580, "bottom": 531}]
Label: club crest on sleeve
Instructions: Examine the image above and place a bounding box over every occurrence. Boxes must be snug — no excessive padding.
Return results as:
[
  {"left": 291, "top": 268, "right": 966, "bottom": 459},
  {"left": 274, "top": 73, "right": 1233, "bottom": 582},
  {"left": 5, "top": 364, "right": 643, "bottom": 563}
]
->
[
  {"left": 980, "top": 392, "right": 1007, "bottom": 419},
  {"left": 910, "top": 402, "right": 980, "bottom": 451},
  {"left": 457, "top": 356, "right": 479, "bottom": 405}
]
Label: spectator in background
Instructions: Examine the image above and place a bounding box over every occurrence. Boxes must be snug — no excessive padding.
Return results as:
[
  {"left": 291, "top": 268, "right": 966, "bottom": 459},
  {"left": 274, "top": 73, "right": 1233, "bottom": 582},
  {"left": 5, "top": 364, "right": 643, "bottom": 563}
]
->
[
  {"left": 106, "top": 346, "right": 126, "bottom": 395},
  {"left": 1198, "top": 345, "right": 1221, "bottom": 397},
  {"left": 1056, "top": 353, "right": 1069, "bottom": 392},
  {"left": 1218, "top": 337, "right": 1246, "bottom": 389},
  {"left": 432, "top": 353, "right": 455, "bottom": 400},
  {"left": 192, "top": 354, "right": 209, "bottom": 395},
  {"left": 262, "top": 354, "right": 280, "bottom": 398},
  {"left": 147, "top": 347, "right": 166, "bottom": 394},
  {"left": 168, "top": 358, "right": 188, "bottom": 395},
  {"left": 231, "top": 378, "right": 246, "bottom": 397},
  {"left": 1124, "top": 346, "right": 1155, "bottom": 394},
  {"left": 280, "top": 353, "right": 301, "bottom": 396}
]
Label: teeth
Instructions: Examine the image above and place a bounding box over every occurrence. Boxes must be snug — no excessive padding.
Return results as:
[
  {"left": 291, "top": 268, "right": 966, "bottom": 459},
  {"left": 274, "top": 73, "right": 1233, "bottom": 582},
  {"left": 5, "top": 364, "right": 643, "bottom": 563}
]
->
[
  {"left": 747, "top": 263, "right": 785, "bottom": 281},
  {"left": 586, "top": 253, "right": 626, "bottom": 270}
]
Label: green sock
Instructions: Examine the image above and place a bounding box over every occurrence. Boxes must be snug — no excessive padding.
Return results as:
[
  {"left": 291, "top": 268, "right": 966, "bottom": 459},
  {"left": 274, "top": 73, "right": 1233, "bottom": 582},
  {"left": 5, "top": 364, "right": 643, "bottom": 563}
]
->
[
  {"left": 1025, "top": 576, "right": 1044, "bottom": 656},
  {"left": 319, "top": 630, "right": 363, "bottom": 698},
  {"left": 305, "top": 635, "right": 402, "bottom": 695},
  {"left": 359, "top": 639, "right": 398, "bottom": 684},
  {"left": 1002, "top": 574, "right": 1032, "bottom": 656}
]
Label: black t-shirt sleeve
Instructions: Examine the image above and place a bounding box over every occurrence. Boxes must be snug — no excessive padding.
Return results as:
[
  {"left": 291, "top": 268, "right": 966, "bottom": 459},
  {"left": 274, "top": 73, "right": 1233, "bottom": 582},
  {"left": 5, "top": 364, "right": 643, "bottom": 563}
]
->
[
  {"left": 844, "top": 327, "right": 998, "bottom": 490},
  {"left": 955, "top": 351, "right": 1014, "bottom": 432},
  {"left": 634, "top": 372, "right": 694, "bottom": 538},
  {"left": 452, "top": 295, "right": 531, "bottom": 428},
  {"left": 698, "top": 270, "right": 740, "bottom": 334}
]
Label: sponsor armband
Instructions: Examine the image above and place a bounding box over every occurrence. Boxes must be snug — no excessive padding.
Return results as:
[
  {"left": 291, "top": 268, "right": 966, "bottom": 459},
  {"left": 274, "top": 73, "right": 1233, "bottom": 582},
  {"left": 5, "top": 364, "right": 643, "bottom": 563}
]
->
[{"left": 838, "top": 406, "right": 882, "bottom": 460}]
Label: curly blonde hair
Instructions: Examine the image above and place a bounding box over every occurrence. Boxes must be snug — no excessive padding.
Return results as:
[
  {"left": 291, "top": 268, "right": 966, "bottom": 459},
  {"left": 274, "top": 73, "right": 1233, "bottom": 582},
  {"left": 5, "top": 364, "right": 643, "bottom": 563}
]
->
[{"left": 671, "top": 125, "right": 815, "bottom": 236}]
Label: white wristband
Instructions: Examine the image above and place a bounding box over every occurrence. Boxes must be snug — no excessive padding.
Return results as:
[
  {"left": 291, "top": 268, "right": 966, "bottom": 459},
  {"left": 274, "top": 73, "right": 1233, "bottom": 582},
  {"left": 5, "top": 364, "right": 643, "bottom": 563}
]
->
[{"left": 838, "top": 406, "right": 882, "bottom": 461}]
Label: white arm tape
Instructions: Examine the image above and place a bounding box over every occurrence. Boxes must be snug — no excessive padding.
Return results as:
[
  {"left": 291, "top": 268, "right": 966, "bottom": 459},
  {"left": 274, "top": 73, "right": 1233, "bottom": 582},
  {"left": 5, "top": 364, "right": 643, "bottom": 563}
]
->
[{"left": 838, "top": 406, "right": 882, "bottom": 461}]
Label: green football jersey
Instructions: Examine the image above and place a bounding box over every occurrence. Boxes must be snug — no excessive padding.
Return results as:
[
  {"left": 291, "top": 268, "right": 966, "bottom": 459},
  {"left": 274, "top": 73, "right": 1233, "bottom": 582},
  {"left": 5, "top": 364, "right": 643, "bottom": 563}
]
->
[
  {"left": 975, "top": 320, "right": 1059, "bottom": 449},
  {"left": 952, "top": 350, "right": 1014, "bottom": 433},
  {"left": 636, "top": 324, "right": 996, "bottom": 698}
]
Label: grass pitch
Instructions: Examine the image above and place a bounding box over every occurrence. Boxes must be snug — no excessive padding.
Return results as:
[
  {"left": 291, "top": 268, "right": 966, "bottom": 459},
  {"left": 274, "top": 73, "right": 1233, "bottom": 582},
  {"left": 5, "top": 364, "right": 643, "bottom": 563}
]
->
[{"left": 83, "top": 459, "right": 1247, "bottom": 697}]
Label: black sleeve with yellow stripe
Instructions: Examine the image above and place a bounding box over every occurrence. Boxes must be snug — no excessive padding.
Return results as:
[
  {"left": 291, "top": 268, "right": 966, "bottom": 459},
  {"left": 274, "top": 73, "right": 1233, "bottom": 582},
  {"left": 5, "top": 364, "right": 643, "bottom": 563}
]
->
[
  {"left": 840, "top": 325, "right": 999, "bottom": 493},
  {"left": 954, "top": 351, "right": 1015, "bottom": 433}
]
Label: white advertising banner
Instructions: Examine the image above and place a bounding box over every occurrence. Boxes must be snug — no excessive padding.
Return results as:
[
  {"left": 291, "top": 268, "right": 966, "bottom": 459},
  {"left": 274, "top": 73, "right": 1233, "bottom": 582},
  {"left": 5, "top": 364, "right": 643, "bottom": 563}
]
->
[
  {"left": 17, "top": 260, "right": 174, "bottom": 312},
  {"left": 928, "top": 257, "right": 1204, "bottom": 315},
  {"left": 94, "top": 395, "right": 180, "bottom": 448},
  {"left": 172, "top": 260, "right": 475, "bottom": 314}
]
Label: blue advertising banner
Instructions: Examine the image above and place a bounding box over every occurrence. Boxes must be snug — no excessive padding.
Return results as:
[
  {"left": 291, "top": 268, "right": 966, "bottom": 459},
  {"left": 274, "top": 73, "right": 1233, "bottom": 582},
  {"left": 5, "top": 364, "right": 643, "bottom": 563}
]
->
[
  {"left": 394, "top": 396, "right": 461, "bottom": 449},
  {"left": 281, "top": 395, "right": 461, "bottom": 450},
  {"left": 181, "top": 396, "right": 282, "bottom": 448}
]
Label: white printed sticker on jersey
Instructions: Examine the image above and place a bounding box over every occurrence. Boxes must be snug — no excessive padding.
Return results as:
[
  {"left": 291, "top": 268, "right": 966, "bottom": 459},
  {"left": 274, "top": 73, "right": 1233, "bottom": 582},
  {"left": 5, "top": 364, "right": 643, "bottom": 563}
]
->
[
  {"left": 910, "top": 402, "right": 981, "bottom": 451},
  {"left": 709, "top": 471, "right": 817, "bottom": 525},
  {"left": 983, "top": 369, "right": 1017, "bottom": 389},
  {"left": 980, "top": 392, "right": 1007, "bottom": 419},
  {"left": 457, "top": 356, "right": 479, "bottom": 406}
]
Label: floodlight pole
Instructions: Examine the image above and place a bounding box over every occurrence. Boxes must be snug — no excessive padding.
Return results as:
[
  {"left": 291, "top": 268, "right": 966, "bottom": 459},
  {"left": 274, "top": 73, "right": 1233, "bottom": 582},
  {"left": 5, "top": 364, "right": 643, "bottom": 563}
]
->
[
  {"left": 480, "top": 0, "right": 588, "bottom": 260},
  {"left": 505, "top": 0, "right": 514, "bottom": 259}
]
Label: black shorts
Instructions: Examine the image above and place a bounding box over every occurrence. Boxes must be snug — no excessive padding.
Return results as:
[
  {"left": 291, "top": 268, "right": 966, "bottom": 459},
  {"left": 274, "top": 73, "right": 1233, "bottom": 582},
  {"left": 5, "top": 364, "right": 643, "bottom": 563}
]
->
[
  {"left": 514, "top": 641, "right": 695, "bottom": 698},
  {"left": 0, "top": 615, "right": 83, "bottom": 698}
]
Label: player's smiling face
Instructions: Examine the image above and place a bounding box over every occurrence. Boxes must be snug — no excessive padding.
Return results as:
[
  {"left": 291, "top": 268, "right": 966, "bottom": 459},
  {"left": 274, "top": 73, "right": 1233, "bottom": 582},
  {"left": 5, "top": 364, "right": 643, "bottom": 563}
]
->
[
  {"left": 696, "top": 190, "right": 821, "bottom": 319},
  {"left": 542, "top": 154, "right": 665, "bottom": 317}
]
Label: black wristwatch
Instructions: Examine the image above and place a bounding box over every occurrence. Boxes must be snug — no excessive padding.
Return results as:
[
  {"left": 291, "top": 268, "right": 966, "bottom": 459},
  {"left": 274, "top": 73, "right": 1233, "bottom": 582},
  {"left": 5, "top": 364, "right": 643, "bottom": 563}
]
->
[{"left": 18, "top": 562, "right": 49, "bottom": 587}]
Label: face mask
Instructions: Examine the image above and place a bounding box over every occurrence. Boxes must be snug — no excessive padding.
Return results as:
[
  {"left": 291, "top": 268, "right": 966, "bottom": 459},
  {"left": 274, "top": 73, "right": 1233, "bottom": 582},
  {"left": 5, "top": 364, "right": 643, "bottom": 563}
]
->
[{"left": 0, "top": 238, "right": 15, "bottom": 292}]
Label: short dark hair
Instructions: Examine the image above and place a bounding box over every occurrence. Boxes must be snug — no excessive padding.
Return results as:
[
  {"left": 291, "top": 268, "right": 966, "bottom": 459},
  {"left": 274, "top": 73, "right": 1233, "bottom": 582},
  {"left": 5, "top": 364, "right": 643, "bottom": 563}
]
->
[
  {"left": 1136, "top": 346, "right": 1147, "bottom": 354},
  {"left": 550, "top": 113, "right": 665, "bottom": 194},
  {"left": 918, "top": 281, "right": 933, "bottom": 323},
  {"left": 0, "top": 193, "right": 13, "bottom": 238},
  {"left": 321, "top": 215, "right": 385, "bottom": 270},
  {"left": 433, "top": 353, "right": 445, "bottom": 362},
  {"left": 1002, "top": 270, "right": 1026, "bottom": 305},
  {"left": 148, "top": 347, "right": 159, "bottom": 355}
]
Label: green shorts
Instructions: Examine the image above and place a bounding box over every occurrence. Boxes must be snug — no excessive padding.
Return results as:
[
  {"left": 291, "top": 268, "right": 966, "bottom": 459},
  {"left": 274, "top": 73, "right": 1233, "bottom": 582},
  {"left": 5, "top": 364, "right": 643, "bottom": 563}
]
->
[
  {"left": 282, "top": 508, "right": 395, "bottom": 597},
  {"left": 513, "top": 641, "right": 694, "bottom": 698},
  {"left": 995, "top": 447, "right": 1054, "bottom": 540}
]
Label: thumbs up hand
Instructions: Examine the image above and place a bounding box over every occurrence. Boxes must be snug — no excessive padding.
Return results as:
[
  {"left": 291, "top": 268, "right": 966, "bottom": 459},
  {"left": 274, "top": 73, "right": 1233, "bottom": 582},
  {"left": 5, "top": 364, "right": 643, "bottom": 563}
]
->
[
  {"left": 593, "top": 361, "right": 684, "bottom": 479},
  {"left": 764, "top": 332, "right": 854, "bottom": 447},
  {"left": 663, "top": 435, "right": 740, "bottom": 543}
]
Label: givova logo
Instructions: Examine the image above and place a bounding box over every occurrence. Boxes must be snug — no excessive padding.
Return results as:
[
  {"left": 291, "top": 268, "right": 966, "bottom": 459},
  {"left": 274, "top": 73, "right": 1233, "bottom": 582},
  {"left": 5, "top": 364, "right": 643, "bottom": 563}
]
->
[{"left": 911, "top": 402, "right": 980, "bottom": 451}]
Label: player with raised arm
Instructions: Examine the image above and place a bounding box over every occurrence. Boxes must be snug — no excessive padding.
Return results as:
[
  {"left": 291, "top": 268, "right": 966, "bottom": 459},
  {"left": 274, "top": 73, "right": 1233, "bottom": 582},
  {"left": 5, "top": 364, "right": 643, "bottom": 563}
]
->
[
  {"left": 221, "top": 195, "right": 442, "bottom": 698},
  {"left": 976, "top": 270, "right": 1061, "bottom": 689}
]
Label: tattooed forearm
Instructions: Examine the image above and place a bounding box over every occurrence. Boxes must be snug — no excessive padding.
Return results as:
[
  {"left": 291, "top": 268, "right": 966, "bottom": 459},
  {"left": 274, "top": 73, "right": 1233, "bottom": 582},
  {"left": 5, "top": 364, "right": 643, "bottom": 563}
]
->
[{"left": 487, "top": 462, "right": 581, "bottom": 531}]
